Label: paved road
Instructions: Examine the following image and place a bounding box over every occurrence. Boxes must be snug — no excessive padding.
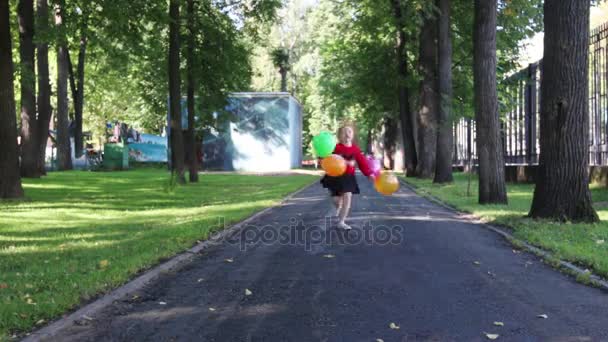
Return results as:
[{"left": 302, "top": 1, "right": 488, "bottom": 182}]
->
[{"left": 49, "top": 175, "right": 608, "bottom": 341}]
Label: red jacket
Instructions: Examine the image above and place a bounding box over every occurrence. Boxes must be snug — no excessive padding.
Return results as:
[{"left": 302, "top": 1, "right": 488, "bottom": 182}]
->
[{"left": 332, "top": 143, "right": 372, "bottom": 176}]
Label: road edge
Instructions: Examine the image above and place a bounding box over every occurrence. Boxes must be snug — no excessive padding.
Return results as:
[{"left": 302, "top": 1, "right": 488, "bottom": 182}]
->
[
  {"left": 21, "top": 179, "right": 319, "bottom": 342},
  {"left": 399, "top": 178, "right": 608, "bottom": 293}
]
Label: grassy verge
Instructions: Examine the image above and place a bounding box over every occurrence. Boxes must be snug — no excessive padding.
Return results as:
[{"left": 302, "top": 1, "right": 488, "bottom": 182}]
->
[
  {"left": 403, "top": 173, "right": 608, "bottom": 280},
  {"left": 0, "top": 169, "right": 317, "bottom": 339}
]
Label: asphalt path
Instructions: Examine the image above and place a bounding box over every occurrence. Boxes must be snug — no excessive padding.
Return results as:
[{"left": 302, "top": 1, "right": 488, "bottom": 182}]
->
[{"left": 45, "top": 174, "right": 608, "bottom": 341}]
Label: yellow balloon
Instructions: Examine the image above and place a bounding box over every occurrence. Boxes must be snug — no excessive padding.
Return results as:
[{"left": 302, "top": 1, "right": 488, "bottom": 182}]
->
[
  {"left": 321, "top": 154, "right": 347, "bottom": 177},
  {"left": 374, "top": 172, "right": 399, "bottom": 195}
]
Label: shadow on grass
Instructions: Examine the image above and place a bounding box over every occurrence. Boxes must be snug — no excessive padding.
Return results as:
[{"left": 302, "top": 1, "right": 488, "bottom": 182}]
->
[{"left": 0, "top": 169, "right": 318, "bottom": 338}]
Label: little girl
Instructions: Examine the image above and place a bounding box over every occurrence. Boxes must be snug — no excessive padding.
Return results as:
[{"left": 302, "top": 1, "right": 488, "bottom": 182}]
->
[{"left": 320, "top": 124, "right": 375, "bottom": 230}]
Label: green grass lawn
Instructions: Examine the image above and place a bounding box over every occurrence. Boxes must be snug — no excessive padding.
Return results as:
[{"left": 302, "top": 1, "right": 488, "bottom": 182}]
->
[
  {"left": 404, "top": 173, "right": 608, "bottom": 280},
  {"left": 0, "top": 169, "right": 317, "bottom": 339}
]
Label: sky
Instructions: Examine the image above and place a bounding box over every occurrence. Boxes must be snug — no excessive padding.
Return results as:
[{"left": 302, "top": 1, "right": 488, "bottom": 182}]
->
[{"left": 518, "top": 3, "right": 608, "bottom": 67}]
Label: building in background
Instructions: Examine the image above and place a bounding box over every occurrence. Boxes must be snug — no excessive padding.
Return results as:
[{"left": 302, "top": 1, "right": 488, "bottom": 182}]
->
[{"left": 201, "top": 92, "right": 303, "bottom": 172}]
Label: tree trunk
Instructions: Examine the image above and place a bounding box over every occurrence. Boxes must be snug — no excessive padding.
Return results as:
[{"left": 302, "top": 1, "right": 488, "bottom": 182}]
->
[
  {"left": 529, "top": 0, "right": 598, "bottom": 222},
  {"left": 18, "top": 0, "right": 40, "bottom": 178},
  {"left": 36, "top": 0, "right": 51, "bottom": 175},
  {"left": 416, "top": 11, "right": 438, "bottom": 178},
  {"left": 366, "top": 129, "right": 373, "bottom": 154},
  {"left": 0, "top": 0, "right": 25, "bottom": 198},
  {"left": 186, "top": 0, "right": 198, "bottom": 183},
  {"left": 55, "top": 2, "right": 72, "bottom": 170},
  {"left": 169, "top": 0, "right": 186, "bottom": 183},
  {"left": 280, "top": 68, "right": 287, "bottom": 92},
  {"left": 473, "top": 0, "right": 507, "bottom": 204},
  {"left": 391, "top": 0, "right": 418, "bottom": 176},
  {"left": 434, "top": 0, "right": 454, "bottom": 183},
  {"left": 383, "top": 116, "right": 397, "bottom": 170},
  {"left": 67, "top": 20, "right": 87, "bottom": 158}
]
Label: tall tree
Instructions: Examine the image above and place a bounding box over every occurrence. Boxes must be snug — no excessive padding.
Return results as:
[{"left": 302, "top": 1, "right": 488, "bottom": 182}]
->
[
  {"left": 18, "top": 0, "right": 40, "bottom": 177},
  {"left": 36, "top": 0, "right": 52, "bottom": 175},
  {"left": 271, "top": 48, "right": 290, "bottom": 92},
  {"left": 55, "top": 1, "right": 72, "bottom": 170},
  {"left": 186, "top": 0, "right": 198, "bottom": 183},
  {"left": 473, "top": 0, "right": 507, "bottom": 204},
  {"left": 529, "top": 0, "right": 598, "bottom": 222},
  {"left": 416, "top": 10, "right": 438, "bottom": 178},
  {"left": 391, "top": 0, "right": 418, "bottom": 176},
  {"left": 67, "top": 14, "right": 87, "bottom": 159},
  {"left": 0, "top": 0, "right": 25, "bottom": 199},
  {"left": 168, "top": 0, "right": 186, "bottom": 183},
  {"left": 434, "top": 0, "right": 453, "bottom": 183}
]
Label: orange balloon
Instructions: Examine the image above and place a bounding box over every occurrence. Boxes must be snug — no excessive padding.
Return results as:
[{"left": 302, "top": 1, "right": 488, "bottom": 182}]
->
[
  {"left": 374, "top": 172, "right": 399, "bottom": 195},
  {"left": 321, "top": 154, "right": 347, "bottom": 177}
]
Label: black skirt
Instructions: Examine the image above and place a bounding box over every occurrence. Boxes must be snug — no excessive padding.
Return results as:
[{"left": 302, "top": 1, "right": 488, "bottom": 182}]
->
[{"left": 320, "top": 174, "right": 360, "bottom": 196}]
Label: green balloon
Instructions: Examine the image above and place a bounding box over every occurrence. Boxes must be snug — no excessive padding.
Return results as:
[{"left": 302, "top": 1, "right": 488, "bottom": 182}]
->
[{"left": 312, "top": 131, "right": 337, "bottom": 158}]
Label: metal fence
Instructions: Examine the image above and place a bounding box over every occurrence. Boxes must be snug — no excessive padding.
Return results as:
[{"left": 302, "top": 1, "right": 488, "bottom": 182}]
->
[{"left": 453, "top": 21, "right": 608, "bottom": 166}]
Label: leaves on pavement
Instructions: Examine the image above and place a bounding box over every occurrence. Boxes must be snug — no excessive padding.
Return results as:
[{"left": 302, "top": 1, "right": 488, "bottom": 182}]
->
[{"left": 484, "top": 332, "right": 499, "bottom": 340}]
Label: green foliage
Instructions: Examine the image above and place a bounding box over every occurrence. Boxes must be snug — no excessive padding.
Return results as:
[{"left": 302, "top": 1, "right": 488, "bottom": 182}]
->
[
  {"left": 7, "top": 0, "right": 281, "bottom": 144},
  {"left": 270, "top": 47, "right": 290, "bottom": 69}
]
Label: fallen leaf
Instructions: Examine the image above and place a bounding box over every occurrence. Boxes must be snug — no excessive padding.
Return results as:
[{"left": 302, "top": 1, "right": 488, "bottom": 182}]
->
[
  {"left": 323, "top": 254, "right": 335, "bottom": 258},
  {"left": 484, "top": 332, "right": 499, "bottom": 340},
  {"left": 82, "top": 315, "right": 94, "bottom": 321},
  {"left": 537, "top": 314, "right": 548, "bottom": 319},
  {"left": 99, "top": 260, "right": 109, "bottom": 269},
  {"left": 225, "top": 258, "right": 234, "bottom": 263},
  {"left": 35, "top": 319, "right": 45, "bottom": 325},
  {"left": 208, "top": 307, "right": 216, "bottom": 312},
  {"left": 0, "top": 283, "right": 8, "bottom": 289},
  {"left": 493, "top": 322, "right": 504, "bottom": 326},
  {"left": 473, "top": 261, "right": 481, "bottom": 266},
  {"left": 389, "top": 322, "right": 400, "bottom": 330},
  {"left": 245, "top": 289, "right": 252, "bottom": 296},
  {"left": 159, "top": 302, "right": 167, "bottom": 305}
]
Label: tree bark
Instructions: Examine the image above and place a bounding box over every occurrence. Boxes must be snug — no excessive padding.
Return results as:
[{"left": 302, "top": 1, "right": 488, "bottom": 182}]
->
[
  {"left": 18, "top": 0, "right": 40, "bottom": 178},
  {"left": 416, "top": 10, "right": 438, "bottom": 178},
  {"left": 383, "top": 117, "right": 397, "bottom": 170},
  {"left": 434, "top": 0, "right": 454, "bottom": 183},
  {"left": 280, "top": 68, "right": 287, "bottom": 92},
  {"left": 473, "top": 0, "right": 507, "bottom": 204},
  {"left": 529, "top": 0, "right": 598, "bottom": 222},
  {"left": 67, "top": 19, "right": 87, "bottom": 158},
  {"left": 55, "top": 2, "right": 72, "bottom": 170},
  {"left": 186, "top": 0, "right": 198, "bottom": 183},
  {"left": 169, "top": 0, "right": 186, "bottom": 183},
  {"left": 391, "top": 0, "right": 418, "bottom": 176},
  {"left": 0, "top": 0, "right": 25, "bottom": 198},
  {"left": 36, "top": 0, "right": 52, "bottom": 175}
]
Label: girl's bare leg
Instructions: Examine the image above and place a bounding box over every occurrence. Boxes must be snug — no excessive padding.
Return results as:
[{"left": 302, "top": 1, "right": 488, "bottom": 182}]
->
[
  {"left": 338, "top": 192, "right": 352, "bottom": 224},
  {"left": 332, "top": 195, "right": 343, "bottom": 216}
]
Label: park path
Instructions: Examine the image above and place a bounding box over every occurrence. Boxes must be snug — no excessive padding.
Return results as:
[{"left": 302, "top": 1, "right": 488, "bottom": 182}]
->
[{"left": 42, "top": 174, "right": 608, "bottom": 341}]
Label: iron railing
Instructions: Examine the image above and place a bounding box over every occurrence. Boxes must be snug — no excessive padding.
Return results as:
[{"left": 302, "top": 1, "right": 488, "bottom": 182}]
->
[{"left": 453, "top": 21, "right": 608, "bottom": 166}]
